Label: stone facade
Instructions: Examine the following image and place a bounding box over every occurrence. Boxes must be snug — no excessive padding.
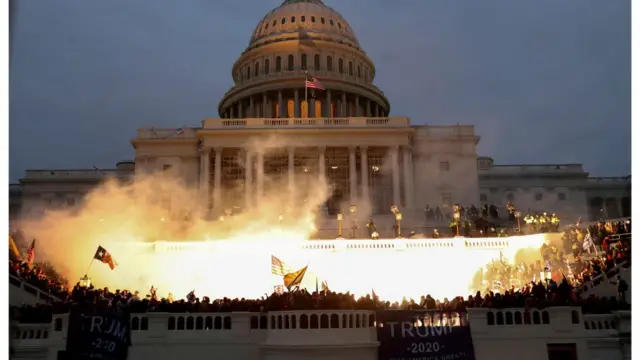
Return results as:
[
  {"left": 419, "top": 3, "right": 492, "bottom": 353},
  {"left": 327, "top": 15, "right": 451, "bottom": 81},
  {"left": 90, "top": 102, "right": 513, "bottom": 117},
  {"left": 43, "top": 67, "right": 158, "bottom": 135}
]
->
[
  {"left": 9, "top": 306, "right": 631, "bottom": 360},
  {"left": 9, "top": 0, "right": 630, "bottom": 227}
]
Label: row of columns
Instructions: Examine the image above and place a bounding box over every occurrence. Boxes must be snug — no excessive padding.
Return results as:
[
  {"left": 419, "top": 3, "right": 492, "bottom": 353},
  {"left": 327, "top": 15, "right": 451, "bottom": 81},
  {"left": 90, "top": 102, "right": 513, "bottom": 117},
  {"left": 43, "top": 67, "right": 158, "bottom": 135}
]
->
[
  {"left": 223, "top": 89, "right": 386, "bottom": 119},
  {"left": 199, "top": 146, "right": 415, "bottom": 211}
]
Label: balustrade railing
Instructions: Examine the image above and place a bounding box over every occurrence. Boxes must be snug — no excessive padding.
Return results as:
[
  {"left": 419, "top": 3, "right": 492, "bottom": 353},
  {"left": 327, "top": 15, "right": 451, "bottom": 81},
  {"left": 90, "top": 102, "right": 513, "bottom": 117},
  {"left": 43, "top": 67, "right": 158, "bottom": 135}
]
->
[{"left": 9, "top": 274, "right": 60, "bottom": 303}]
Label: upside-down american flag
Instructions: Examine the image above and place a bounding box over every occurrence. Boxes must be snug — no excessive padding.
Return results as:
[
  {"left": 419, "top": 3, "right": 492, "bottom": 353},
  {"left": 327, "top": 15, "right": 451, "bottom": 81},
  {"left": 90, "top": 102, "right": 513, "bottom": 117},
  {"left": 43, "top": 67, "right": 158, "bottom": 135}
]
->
[{"left": 305, "top": 76, "right": 325, "bottom": 90}]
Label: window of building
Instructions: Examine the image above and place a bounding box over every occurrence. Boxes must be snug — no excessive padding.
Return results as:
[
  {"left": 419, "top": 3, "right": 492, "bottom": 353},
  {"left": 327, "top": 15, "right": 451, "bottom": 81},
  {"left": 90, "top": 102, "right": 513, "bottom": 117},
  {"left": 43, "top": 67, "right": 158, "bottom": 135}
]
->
[
  {"left": 439, "top": 161, "right": 450, "bottom": 171},
  {"left": 291, "top": 16, "right": 295, "bottom": 23},
  {"left": 320, "top": 17, "right": 325, "bottom": 24},
  {"left": 162, "top": 164, "right": 173, "bottom": 175},
  {"left": 264, "top": 22, "right": 269, "bottom": 30},
  {"left": 441, "top": 193, "right": 452, "bottom": 207},
  {"left": 506, "top": 193, "right": 514, "bottom": 201},
  {"left": 348, "top": 61, "right": 353, "bottom": 76},
  {"left": 329, "top": 19, "right": 334, "bottom": 26},
  {"left": 535, "top": 193, "right": 543, "bottom": 201},
  {"left": 480, "top": 194, "right": 488, "bottom": 202},
  {"left": 301, "top": 15, "right": 305, "bottom": 22},
  {"left": 357, "top": 65, "right": 361, "bottom": 78},
  {"left": 254, "top": 62, "right": 259, "bottom": 77},
  {"left": 314, "top": 54, "right": 320, "bottom": 71},
  {"left": 273, "top": 20, "right": 277, "bottom": 27},
  {"left": 281, "top": 17, "right": 286, "bottom": 25},
  {"left": 338, "top": 22, "right": 342, "bottom": 29},
  {"left": 338, "top": 58, "right": 344, "bottom": 73},
  {"left": 301, "top": 53, "right": 307, "bottom": 70},
  {"left": 558, "top": 193, "right": 567, "bottom": 201},
  {"left": 311, "top": 16, "right": 316, "bottom": 22},
  {"left": 287, "top": 55, "right": 294, "bottom": 71},
  {"left": 327, "top": 56, "right": 333, "bottom": 71},
  {"left": 264, "top": 59, "right": 270, "bottom": 74}
]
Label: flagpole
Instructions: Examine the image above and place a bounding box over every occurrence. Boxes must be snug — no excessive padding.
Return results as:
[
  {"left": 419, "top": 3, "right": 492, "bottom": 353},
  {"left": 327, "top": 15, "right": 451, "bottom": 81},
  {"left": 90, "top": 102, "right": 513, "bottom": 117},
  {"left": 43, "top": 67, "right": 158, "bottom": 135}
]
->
[
  {"left": 85, "top": 258, "right": 95, "bottom": 276},
  {"left": 304, "top": 71, "right": 308, "bottom": 117}
]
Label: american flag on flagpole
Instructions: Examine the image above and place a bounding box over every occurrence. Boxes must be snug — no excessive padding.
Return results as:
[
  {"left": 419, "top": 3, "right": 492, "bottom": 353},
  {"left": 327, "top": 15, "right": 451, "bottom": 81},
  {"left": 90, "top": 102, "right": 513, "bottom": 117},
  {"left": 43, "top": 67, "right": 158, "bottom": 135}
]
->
[{"left": 305, "top": 76, "right": 325, "bottom": 90}]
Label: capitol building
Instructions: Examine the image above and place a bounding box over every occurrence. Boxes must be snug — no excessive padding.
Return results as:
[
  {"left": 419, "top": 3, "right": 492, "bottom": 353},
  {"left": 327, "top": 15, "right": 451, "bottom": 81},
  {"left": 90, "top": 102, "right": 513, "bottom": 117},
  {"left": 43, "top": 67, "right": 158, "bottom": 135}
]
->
[{"left": 10, "top": 0, "right": 630, "bottom": 231}]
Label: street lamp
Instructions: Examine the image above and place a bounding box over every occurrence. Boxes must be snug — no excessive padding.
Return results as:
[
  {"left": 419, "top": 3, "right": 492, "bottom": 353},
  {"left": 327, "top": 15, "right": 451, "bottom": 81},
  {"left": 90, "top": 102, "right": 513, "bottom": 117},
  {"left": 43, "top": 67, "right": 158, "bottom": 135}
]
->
[
  {"left": 337, "top": 213, "right": 343, "bottom": 238},
  {"left": 391, "top": 205, "right": 402, "bottom": 237},
  {"left": 452, "top": 204, "right": 461, "bottom": 237},
  {"left": 349, "top": 205, "right": 358, "bottom": 239},
  {"left": 515, "top": 211, "right": 522, "bottom": 232}
]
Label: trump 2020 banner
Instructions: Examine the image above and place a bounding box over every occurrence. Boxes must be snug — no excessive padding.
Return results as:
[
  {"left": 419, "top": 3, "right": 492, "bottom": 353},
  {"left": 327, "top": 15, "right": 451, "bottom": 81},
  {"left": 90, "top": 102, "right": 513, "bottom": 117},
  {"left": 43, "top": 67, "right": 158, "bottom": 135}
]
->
[
  {"left": 65, "top": 308, "right": 132, "bottom": 360},
  {"left": 376, "top": 310, "right": 476, "bottom": 360}
]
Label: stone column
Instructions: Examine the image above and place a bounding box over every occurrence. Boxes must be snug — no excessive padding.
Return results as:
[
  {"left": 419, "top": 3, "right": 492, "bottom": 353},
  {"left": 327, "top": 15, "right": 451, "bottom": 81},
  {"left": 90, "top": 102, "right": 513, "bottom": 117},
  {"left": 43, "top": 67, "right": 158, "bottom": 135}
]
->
[
  {"left": 341, "top": 92, "right": 347, "bottom": 117},
  {"left": 256, "top": 151, "right": 264, "bottom": 201},
  {"left": 318, "top": 146, "right": 326, "bottom": 183},
  {"left": 230, "top": 106, "right": 235, "bottom": 118},
  {"left": 249, "top": 96, "right": 254, "bottom": 118},
  {"left": 245, "top": 150, "right": 253, "bottom": 209},
  {"left": 349, "top": 146, "right": 357, "bottom": 204},
  {"left": 262, "top": 93, "right": 268, "bottom": 118},
  {"left": 238, "top": 101, "right": 243, "bottom": 118},
  {"left": 355, "top": 96, "right": 360, "bottom": 117},
  {"left": 201, "top": 148, "right": 211, "bottom": 209},
  {"left": 278, "top": 91, "right": 284, "bottom": 118},
  {"left": 360, "top": 146, "right": 369, "bottom": 201},
  {"left": 294, "top": 89, "right": 300, "bottom": 118},
  {"left": 288, "top": 147, "right": 295, "bottom": 204},
  {"left": 366, "top": 99, "right": 371, "bottom": 117},
  {"left": 402, "top": 146, "right": 415, "bottom": 209},
  {"left": 326, "top": 90, "right": 332, "bottom": 117},
  {"left": 213, "top": 147, "right": 223, "bottom": 210},
  {"left": 391, "top": 146, "right": 401, "bottom": 206}
]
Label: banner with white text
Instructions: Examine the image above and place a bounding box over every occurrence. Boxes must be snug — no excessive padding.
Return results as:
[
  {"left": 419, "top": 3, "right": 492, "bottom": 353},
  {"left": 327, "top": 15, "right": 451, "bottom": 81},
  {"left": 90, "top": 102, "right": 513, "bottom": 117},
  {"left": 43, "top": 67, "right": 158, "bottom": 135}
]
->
[
  {"left": 65, "top": 308, "right": 131, "bottom": 360},
  {"left": 376, "top": 310, "right": 476, "bottom": 360}
]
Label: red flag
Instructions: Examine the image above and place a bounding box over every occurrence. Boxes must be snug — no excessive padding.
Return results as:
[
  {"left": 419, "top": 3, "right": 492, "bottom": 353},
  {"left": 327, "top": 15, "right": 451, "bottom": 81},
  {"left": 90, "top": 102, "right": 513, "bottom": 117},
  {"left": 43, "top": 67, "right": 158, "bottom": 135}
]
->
[{"left": 25, "top": 239, "right": 36, "bottom": 266}]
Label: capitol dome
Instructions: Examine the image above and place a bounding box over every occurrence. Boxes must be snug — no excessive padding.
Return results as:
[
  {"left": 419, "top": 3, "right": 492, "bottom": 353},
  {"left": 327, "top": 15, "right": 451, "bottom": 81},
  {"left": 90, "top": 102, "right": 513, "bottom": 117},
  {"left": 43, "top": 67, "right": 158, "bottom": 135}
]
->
[{"left": 218, "top": 0, "right": 390, "bottom": 119}]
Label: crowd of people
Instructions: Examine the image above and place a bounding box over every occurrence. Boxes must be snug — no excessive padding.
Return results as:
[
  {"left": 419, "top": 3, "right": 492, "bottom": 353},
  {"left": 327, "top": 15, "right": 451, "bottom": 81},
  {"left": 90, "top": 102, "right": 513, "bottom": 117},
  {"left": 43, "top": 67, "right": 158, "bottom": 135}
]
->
[{"left": 10, "top": 228, "right": 631, "bottom": 325}]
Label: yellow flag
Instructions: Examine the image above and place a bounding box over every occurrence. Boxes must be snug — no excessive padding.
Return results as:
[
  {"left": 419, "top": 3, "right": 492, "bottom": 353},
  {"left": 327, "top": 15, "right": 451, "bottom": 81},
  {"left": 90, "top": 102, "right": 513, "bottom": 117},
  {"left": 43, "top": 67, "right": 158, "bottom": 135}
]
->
[
  {"left": 283, "top": 265, "right": 308, "bottom": 291},
  {"left": 9, "top": 235, "right": 20, "bottom": 260}
]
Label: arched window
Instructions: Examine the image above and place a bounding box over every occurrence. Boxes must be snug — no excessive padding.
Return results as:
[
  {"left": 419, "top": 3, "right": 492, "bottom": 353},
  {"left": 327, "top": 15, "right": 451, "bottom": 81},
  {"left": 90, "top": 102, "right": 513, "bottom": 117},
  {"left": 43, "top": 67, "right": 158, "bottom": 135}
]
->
[
  {"left": 327, "top": 56, "right": 333, "bottom": 71},
  {"left": 291, "top": 16, "right": 296, "bottom": 23},
  {"left": 314, "top": 54, "right": 320, "bottom": 70},
  {"left": 265, "top": 59, "right": 270, "bottom": 74},
  {"left": 301, "top": 16, "right": 306, "bottom": 22},
  {"left": 321, "top": 17, "right": 325, "bottom": 24},
  {"left": 357, "top": 65, "right": 361, "bottom": 78},
  {"left": 272, "top": 20, "right": 277, "bottom": 27},
  {"left": 311, "top": 16, "right": 316, "bottom": 22},
  {"left": 246, "top": 66, "right": 251, "bottom": 79},
  {"left": 338, "top": 59, "right": 344, "bottom": 73},
  {"left": 254, "top": 62, "right": 259, "bottom": 77},
  {"left": 275, "top": 56, "right": 281, "bottom": 72},
  {"left": 301, "top": 54, "right": 307, "bottom": 70},
  {"left": 348, "top": 61, "right": 353, "bottom": 76},
  {"left": 281, "top": 17, "right": 286, "bottom": 25},
  {"left": 287, "top": 55, "right": 294, "bottom": 71}
]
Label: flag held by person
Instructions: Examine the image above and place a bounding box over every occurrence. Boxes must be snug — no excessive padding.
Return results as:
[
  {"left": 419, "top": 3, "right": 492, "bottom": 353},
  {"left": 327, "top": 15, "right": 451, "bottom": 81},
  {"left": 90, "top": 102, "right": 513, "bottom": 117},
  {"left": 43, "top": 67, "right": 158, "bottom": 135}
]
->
[
  {"left": 283, "top": 265, "right": 308, "bottom": 291},
  {"left": 93, "top": 245, "right": 117, "bottom": 270},
  {"left": 9, "top": 235, "right": 20, "bottom": 260},
  {"left": 26, "top": 239, "right": 36, "bottom": 266},
  {"left": 322, "top": 280, "right": 329, "bottom": 293},
  {"left": 271, "top": 255, "right": 292, "bottom": 276}
]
